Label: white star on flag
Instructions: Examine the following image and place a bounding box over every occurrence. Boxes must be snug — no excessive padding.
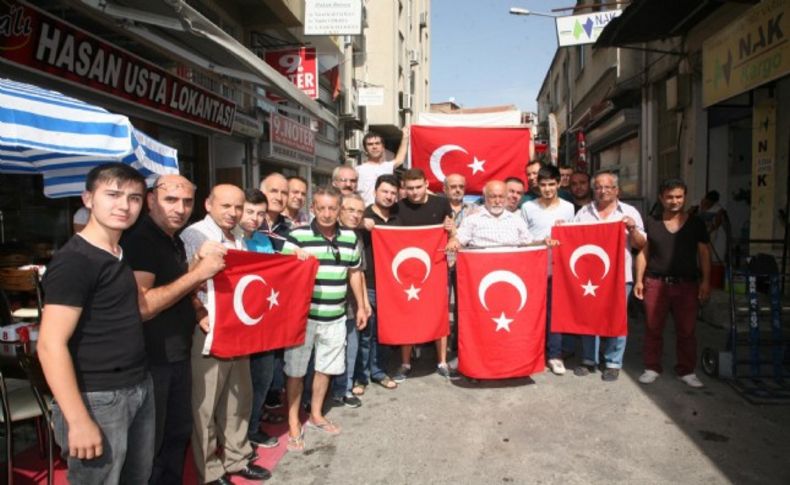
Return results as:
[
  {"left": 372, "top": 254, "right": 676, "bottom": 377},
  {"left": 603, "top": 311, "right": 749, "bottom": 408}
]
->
[
  {"left": 492, "top": 312, "right": 514, "bottom": 332},
  {"left": 581, "top": 279, "right": 599, "bottom": 297},
  {"left": 267, "top": 288, "right": 280, "bottom": 309},
  {"left": 405, "top": 284, "right": 421, "bottom": 301},
  {"left": 467, "top": 156, "right": 486, "bottom": 175}
]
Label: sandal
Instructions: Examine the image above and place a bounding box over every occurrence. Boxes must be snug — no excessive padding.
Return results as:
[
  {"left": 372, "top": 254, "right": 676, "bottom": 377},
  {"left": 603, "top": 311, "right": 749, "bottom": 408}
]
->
[
  {"left": 286, "top": 431, "right": 305, "bottom": 452},
  {"left": 374, "top": 376, "right": 398, "bottom": 390},
  {"left": 306, "top": 419, "right": 342, "bottom": 435},
  {"left": 351, "top": 382, "right": 366, "bottom": 396}
]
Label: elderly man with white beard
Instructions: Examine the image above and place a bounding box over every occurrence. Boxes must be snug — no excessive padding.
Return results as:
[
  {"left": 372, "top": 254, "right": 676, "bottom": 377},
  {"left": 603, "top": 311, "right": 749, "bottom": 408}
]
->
[{"left": 447, "top": 180, "right": 553, "bottom": 250}]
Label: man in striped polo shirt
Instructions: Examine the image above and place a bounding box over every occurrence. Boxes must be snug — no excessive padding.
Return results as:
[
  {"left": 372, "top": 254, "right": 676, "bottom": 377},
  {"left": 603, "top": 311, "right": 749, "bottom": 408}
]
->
[{"left": 281, "top": 186, "right": 368, "bottom": 452}]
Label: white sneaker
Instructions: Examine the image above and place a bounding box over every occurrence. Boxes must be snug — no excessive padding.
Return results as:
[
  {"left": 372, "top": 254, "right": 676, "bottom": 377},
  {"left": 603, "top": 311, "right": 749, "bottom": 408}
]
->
[
  {"left": 679, "top": 373, "right": 704, "bottom": 388},
  {"left": 638, "top": 370, "right": 660, "bottom": 384},
  {"left": 548, "top": 359, "right": 566, "bottom": 375}
]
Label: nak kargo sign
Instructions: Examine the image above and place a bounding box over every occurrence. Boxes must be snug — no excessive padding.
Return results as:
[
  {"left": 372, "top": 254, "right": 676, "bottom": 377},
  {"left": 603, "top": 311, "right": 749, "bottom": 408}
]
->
[
  {"left": 555, "top": 10, "right": 622, "bottom": 47},
  {"left": 265, "top": 113, "right": 315, "bottom": 166},
  {"left": 0, "top": 1, "right": 236, "bottom": 133}
]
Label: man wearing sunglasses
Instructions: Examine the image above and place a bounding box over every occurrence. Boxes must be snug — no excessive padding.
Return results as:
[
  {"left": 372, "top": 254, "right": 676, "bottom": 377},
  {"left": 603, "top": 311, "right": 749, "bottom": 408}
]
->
[
  {"left": 332, "top": 165, "right": 360, "bottom": 196},
  {"left": 281, "top": 186, "right": 368, "bottom": 452}
]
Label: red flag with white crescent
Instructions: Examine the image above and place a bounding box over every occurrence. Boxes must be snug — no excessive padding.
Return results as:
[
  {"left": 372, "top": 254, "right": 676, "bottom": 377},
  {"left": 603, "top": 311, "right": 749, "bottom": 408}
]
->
[
  {"left": 372, "top": 225, "right": 449, "bottom": 344},
  {"left": 550, "top": 221, "right": 627, "bottom": 336},
  {"left": 410, "top": 125, "right": 531, "bottom": 194},
  {"left": 205, "top": 250, "right": 319, "bottom": 358},
  {"left": 457, "top": 248, "right": 548, "bottom": 379}
]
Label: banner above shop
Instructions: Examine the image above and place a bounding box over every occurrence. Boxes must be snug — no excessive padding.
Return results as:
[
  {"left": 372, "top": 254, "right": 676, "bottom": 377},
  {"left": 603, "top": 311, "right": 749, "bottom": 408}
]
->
[
  {"left": 264, "top": 47, "right": 318, "bottom": 100},
  {"left": 555, "top": 10, "right": 622, "bottom": 47},
  {"left": 0, "top": 1, "right": 237, "bottom": 134},
  {"left": 264, "top": 113, "right": 316, "bottom": 166},
  {"left": 703, "top": 0, "right": 789, "bottom": 107},
  {"left": 304, "top": 0, "right": 363, "bottom": 35}
]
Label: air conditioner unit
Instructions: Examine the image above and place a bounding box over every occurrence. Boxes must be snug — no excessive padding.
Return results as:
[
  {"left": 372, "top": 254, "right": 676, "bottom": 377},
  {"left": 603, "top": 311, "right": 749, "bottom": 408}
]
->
[
  {"left": 399, "top": 92, "right": 413, "bottom": 111},
  {"left": 341, "top": 88, "right": 359, "bottom": 119},
  {"left": 408, "top": 49, "right": 420, "bottom": 66},
  {"left": 346, "top": 129, "right": 363, "bottom": 152},
  {"left": 419, "top": 12, "right": 428, "bottom": 28}
]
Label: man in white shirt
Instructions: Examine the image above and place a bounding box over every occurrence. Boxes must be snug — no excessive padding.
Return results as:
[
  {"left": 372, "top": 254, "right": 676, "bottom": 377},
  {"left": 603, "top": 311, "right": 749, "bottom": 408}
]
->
[
  {"left": 521, "top": 165, "right": 575, "bottom": 375},
  {"left": 356, "top": 128, "right": 409, "bottom": 206},
  {"left": 572, "top": 171, "right": 646, "bottom": 382}
]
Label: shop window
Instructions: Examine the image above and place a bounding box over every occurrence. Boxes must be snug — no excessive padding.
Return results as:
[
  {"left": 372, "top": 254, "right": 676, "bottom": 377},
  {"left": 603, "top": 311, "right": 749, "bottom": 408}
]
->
[{"left": 595, "top": 136, "right": 640, "bottom": 197}]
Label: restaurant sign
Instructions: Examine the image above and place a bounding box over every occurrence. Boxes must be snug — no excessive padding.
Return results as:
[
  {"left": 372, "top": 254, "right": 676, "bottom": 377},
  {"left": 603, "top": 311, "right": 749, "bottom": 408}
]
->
[
  {"left": 0, "top": 1, "right": 237, "bottom": 133},
  {"left": 703, "top": 0, "right": 789, "bottom": 107},
  {"left": 264, "top": 113, "right": 315, "bottom": 166}
]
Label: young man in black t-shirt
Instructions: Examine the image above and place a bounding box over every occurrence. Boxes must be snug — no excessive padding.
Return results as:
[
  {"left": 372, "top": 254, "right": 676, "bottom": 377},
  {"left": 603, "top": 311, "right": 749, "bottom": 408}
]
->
[
  {"left": 38, "top": 163, "right": 153, "bottom": 484},
  {"left": 393, "top": 168, "right": 456, "bottom": 382},
  {"left": 634, "top": 178, "right": 711, "bottom": 388}
]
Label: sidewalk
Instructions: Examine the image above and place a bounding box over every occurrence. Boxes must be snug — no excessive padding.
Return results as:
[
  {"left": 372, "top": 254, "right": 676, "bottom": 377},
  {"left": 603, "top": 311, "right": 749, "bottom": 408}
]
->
[{"left": 4, "top": 289, "right": 789, "bottom": 484}]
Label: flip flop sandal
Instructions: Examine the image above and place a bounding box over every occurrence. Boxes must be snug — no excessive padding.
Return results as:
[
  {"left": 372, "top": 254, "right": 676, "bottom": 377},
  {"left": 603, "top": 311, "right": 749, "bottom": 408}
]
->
[
  {"left": 351, "top": 383, "right": 366, "bottom": 396},
  {"left": 286, "top": 431, "right": 305, "bottom": 452},
  {"left": 375, "top": 376, "right": 398, "bottom": 390},
  {"left": 306, "top": 419, "right": 342, "bottom": 435}
]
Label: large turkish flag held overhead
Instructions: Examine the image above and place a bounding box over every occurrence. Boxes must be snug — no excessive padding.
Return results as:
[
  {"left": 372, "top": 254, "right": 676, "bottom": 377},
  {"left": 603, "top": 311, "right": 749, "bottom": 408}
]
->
[
  {"left": 410, "top": 125, "right": 531, "bottom": 194},
  {"left": 204, "top": 250, "right": 319, "bottom": 358},
  {"left": 457, "top": 248, "right": 548, "bottom": 379},
  {"left": 372, "top": 225, "right": 449, "bottom": 344},
  {"left": 550, "top": 221, "right": 627, "bottom": 336}
]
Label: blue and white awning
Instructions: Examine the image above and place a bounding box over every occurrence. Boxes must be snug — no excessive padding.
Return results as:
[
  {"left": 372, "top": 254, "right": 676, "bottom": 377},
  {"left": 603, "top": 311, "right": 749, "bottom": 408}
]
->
[{"left": 0, "top": 78, "right": 178, "bottom": 198}]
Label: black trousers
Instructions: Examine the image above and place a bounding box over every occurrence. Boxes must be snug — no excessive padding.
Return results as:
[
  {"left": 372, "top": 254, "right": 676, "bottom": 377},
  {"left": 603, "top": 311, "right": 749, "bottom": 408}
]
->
[{"left": 148, "top": 360, "right": 193, "bottom": 485}]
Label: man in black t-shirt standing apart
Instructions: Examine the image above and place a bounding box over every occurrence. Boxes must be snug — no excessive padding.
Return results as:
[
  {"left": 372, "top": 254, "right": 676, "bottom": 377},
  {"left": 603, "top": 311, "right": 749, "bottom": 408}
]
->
[
  {"left": 634, "top": 178, "right": 711, "bottom": 388},
  {"left": 391, "top": 168, "right": 456, "bottom": 381},
  {"left": 39, "top": 163, "right": 152, "bottom": 484},
  {"left": 120, "top": 174, "right": 226, "bottom": 484}
]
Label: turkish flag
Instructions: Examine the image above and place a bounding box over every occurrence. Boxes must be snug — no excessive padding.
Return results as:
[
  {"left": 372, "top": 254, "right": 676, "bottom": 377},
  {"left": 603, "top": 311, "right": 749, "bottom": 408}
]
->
[
  {"left": 410, "top": 125, "right": 531, "bottom": 194},
  {"left": 457, "top": 248, "right": 548, "bottom": 379},
  {"left": 204, "top": 250, "right": 319, "bottom": 358},
  {"left": 550, "top": 221, "right": 627, "bottom": 336},
  {"left": 372, "top": 225, "right": 449, "bottom": 344}
]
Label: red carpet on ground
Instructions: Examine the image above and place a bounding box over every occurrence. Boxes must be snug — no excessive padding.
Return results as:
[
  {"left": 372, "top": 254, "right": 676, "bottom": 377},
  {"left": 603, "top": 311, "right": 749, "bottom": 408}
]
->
[{"left": 9, "top": 416, "right": 291, "bottom": 484}]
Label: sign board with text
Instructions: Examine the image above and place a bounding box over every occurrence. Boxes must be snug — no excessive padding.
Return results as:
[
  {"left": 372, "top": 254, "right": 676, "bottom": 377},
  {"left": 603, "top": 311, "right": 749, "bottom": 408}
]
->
[
  {"left": 305, "top": 0, "right": 363, "bottom": 36},
  {"left": 264, "top": 47, "right": 318, "bottom": 100},
  {"left": 749, "top": 97, "right": 776, "bottom": 250},
  {"left": 265, "top": 113, "right": 316, "bottom": 166},
  {"left": 0, "top": 1, "right": 236, "bottom": 133},
  {"left": 358, "top": 86, "right": 384, "bottom": 106},
  {"left": 702, "top": 0, "right": 789, "bottom": 107},
  {"left": 555, "top": 10, "right": 622, "bottom": 47}
]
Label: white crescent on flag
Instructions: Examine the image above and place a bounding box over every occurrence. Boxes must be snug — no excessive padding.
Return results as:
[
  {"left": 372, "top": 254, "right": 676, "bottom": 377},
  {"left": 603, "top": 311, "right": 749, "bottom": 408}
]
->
[
  {"left": 429, "top": 144, "right": 467, "bottom": 182},
  {"left": 233, "top": 275, "right": 267, "bottom": 326}
]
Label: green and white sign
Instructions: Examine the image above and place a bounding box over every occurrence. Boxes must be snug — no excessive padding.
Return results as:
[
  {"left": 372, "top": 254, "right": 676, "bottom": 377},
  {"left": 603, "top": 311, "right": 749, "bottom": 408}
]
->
[{"left": 555, "top": 10, "right": 622, "bottom": 47}]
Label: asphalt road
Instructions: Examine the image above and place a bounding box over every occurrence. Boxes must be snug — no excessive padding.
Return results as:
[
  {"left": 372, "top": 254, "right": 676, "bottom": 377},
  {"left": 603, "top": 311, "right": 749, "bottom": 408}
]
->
[{"left": 270, "top": 290, "right": 790, "bottom": 485}]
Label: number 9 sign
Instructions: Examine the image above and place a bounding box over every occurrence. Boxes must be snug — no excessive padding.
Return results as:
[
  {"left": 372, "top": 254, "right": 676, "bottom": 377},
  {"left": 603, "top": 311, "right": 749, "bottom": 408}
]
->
[{"left": 264, "top": 47, "right": 318, "bottom": 100}]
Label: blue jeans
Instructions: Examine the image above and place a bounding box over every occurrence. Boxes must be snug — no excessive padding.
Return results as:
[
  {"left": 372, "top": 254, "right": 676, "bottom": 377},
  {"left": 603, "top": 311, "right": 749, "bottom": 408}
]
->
[
  {"left": 581, "top": 283, "right": 633, "bottom": 369},
  {"left": 52, "top": 375, "right": 155, "bottom": 485},
  {"left": 248, "top": 350, "right": 275, "bottom": 436},
  {"left": 332, "top": 317, "right": 359, "bottom": 398},
  {"left": 546, "top": 277, "right": 562, "bottom": 359},
  {"left": 354, "top": 288, "right": 388, "bottom": 383}
]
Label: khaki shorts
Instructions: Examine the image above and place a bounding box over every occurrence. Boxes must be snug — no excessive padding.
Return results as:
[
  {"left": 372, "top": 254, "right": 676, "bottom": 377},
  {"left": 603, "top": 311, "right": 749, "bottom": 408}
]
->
[{"left": 284, "top": 317, "right": 347, "bottom": 377}]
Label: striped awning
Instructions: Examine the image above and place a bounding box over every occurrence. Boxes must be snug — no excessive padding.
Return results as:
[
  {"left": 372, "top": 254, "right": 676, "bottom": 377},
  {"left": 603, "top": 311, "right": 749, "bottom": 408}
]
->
[{"left": 0, "top": 78, "right": 178, "bottom": 198}]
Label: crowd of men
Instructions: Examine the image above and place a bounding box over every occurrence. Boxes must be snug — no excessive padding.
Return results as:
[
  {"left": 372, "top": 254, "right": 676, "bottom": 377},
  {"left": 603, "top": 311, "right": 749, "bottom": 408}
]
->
[{"left": 36, "top": 130, "right": 711, "bottom": 485}]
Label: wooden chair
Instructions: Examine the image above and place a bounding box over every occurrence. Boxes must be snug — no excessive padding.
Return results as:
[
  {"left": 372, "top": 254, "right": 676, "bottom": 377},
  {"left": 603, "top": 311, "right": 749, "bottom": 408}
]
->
[
  {"left": 0, "top": 268, "right": 42, "bottom": 322},
  {"left": 0, "top": 341, "right": 54, "bottom": 485}
]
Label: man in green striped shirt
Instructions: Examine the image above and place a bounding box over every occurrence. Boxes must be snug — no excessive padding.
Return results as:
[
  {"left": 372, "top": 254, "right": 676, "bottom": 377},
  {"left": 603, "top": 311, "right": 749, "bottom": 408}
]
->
[{"left": 281, "top": 186, "right": 368, "bottom": 451}]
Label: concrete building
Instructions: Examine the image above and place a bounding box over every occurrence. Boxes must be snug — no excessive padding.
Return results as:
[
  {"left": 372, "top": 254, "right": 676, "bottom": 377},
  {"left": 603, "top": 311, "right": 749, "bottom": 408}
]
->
[
  {"left": 597, "top": 0, "right": 790, "bottom": 266},
  {"left": 348, "top": 0, "right": 432, "bottom": 159}
]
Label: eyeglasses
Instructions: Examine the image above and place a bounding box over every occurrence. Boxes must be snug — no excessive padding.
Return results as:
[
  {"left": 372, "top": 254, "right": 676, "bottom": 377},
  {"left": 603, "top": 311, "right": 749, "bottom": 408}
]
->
[
  {"left": 335, "top": 178, "right": 358, "bottom": 184},
  {"left": 341, "top": 207, "right": 364, "bottom": 215},
  {"left": 593, "top": 186, "right": 617, "bottom": 192},
  {"left": 327, "top": 241, "right": 340, "bottom": 263}
]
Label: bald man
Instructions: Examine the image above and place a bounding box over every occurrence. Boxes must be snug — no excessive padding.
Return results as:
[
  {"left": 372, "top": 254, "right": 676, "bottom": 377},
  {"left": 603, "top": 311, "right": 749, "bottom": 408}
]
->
[
  {"left": 121, "top": 175, "right": 228, "bottom": 484},
  {"left": 180, "top": 184, "right": 271, "bottom": 484},
  {"left": 447, "top": 180, "right": 541, "bottom": 250},
  {"left": 260, "top": 173, "right": 292, "bottom": 249}
]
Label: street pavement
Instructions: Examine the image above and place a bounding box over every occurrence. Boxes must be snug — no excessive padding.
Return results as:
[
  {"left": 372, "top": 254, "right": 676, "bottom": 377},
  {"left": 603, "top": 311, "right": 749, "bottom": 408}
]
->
[{"left": 271, "top": 290, "right": 790, "bottom": 485}]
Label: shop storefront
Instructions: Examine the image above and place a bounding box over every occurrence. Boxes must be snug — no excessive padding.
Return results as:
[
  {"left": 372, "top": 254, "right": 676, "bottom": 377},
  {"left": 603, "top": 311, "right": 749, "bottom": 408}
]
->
[{"left": 0, "top": 1, "right": 238, "bottom": 246}]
